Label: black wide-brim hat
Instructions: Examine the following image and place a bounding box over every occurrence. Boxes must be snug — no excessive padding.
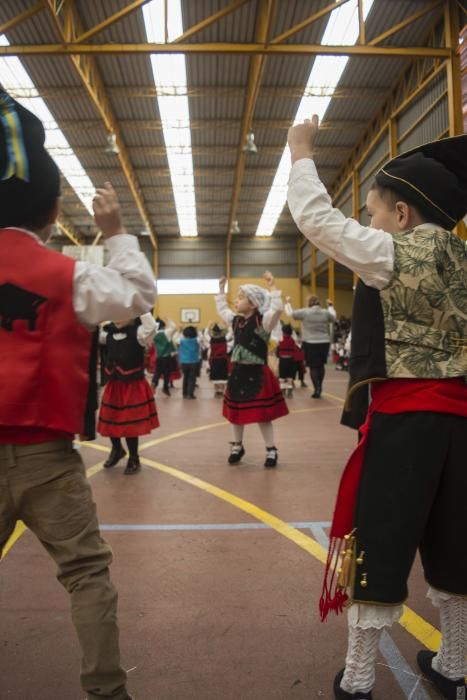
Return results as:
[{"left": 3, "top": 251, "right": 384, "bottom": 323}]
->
[
  {"left": 0, "top": 89, "right": 60, "bottom": 225},
  {"left": 375, "top": 134, "right": 467, "bottom": 230}
]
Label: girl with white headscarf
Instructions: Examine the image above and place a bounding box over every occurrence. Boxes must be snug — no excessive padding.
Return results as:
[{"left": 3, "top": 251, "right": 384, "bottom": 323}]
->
[{"left": 214, "top": 271, "right": 289, "bottom": 468}]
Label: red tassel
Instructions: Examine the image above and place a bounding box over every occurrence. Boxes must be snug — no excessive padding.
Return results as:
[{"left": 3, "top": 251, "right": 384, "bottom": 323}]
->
[{"left": 319, "top": 536, "right": 349, "bottom": 622}]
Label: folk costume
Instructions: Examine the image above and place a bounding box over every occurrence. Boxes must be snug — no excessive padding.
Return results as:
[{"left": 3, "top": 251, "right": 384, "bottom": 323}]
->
[
  {"left": 152, "top": 318, "right": 177, "bottom": 395},
  {"left": 0, "top": 91, "right": 153, "bottom": 700},
  {"left": 277, "top": 326, "right": 299, "bottom": 381},
  {"left": 288, "top": 134, "right": 467, "bottom": 700},
  {"left": 215, "top": 286, "right": 289, "bottom": 468},
  {"left": 207, "top": 323, "right": 230, "bottom": 395},
  {"left": 98, "top": 313, "right": 159, "bottom": 473}
]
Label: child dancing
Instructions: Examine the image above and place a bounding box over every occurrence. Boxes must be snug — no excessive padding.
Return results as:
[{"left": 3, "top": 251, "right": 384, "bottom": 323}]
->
[{"left": 215, "top": 272, "right": 289, "bottom": 468}]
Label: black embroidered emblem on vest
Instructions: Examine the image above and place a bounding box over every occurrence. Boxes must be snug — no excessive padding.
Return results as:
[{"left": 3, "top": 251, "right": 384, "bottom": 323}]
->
[{"left": 0, "top": 282, "right": 46, "bottom": 331}]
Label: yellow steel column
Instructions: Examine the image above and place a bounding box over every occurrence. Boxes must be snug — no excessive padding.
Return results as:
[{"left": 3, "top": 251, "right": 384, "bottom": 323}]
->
[
  {"left": 389, "top": 117, "right": 398, "bottom": 158},
  {"left": 328, "top": 258, "right": 335, "bottom": 303},
  {"left": 445, "top": 0, "right": 463, "bottom": 135},
  {"left": 311, "top": 246, "right": 317, "bottom": 295},
  {"left": 153, "top": 247, "right": 158, "bottom": 279},
  {"left": 297, "top": 237, "right": 303, "bottom": 306}
]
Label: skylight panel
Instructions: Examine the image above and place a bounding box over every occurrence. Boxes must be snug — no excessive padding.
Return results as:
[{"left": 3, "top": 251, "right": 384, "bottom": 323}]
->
[
  {"left": 143, "top": 0, "right": 198, "bottom": 237},
  {"left": 0, "top": 35, "right": 95, "bottom": 214},
  {"left": 255, "top": 0, "right": 375, "bottom": 237}
]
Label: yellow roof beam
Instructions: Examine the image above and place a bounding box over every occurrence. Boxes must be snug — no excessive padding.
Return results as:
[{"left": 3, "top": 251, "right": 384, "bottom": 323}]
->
[
  {"left": 73, "top": 0, "right": 152, "bottom": 44},
  {"left": 52, "top": 117, "right": 368, "bottom": 133},
  {"left": 0, "top": 2, "right": 44, "bottom": 35},
  {"left": 0, "top": 43, "right": 450, "bottom": 58},
  {"left": 172, "top": 0, "right": 251, "bottom": 44},
  {"left": 227, "top": 0, "right": 274, "bottom": 252},
  {"left": 57, "top": 218, "right": 83, "bottom": 246},
  {"left": 270, "top": 0, "right": 350, "bottom": 45},
  {"left": 44, "top": 0, "right": 157, "bottom": 249}
]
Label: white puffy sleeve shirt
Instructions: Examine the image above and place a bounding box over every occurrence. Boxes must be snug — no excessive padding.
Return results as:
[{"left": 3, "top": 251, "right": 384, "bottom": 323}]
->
[{"left": 287, "top": 159, "right": 395, "bottom": 290}]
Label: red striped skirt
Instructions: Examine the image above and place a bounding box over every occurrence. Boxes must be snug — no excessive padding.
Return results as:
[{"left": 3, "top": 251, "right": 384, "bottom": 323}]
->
[
  {"left": 223, "top": 364, "right": 289, "bottom": 425},
  {"left": 98, "top": 378, "right": 160, "bottom": 437}
]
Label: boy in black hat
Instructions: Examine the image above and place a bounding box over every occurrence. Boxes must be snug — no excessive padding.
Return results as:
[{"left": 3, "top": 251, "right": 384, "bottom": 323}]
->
[
  {"left": 0, "top": 90, "right": 155, "bottom": 699},
  {"left": 287, "top": 115, "right": 467, "bottom": 700}
]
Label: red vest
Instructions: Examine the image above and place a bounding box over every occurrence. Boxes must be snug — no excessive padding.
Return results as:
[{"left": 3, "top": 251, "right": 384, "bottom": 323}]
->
[
  {"left": 277, "top": 336, "right": 297, "bottom": 358},
  {"left": 0, "top": 229, "right": 92, "bottom": 436}
]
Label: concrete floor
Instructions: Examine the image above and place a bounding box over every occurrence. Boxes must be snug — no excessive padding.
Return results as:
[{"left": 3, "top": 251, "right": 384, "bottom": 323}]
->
[{"left": 0, "top": 369, "right": 442, "bottom": 699}]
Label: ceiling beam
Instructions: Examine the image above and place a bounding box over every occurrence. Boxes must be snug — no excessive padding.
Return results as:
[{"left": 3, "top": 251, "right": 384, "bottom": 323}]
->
[
  {"left": 56, "top": 217, "right": 83, "bottom": 246},
  {"left": 0, "top": 42, "right": 450, "bottom": 58},
  {"left": 11, "top": 85, "right": 387, "bottom": 100},
  {"left": 0, "top": 1, "right": 44, "bottom": 34},
  {"left": 171, "top": 0, "right": 251, "bottom": 44},
  {"left": 227, "top": 0, "right": 274, "bottom": 252},
  {"left": 270, "top": 0, "right": 350, "bottom": 45},
  {"left": 73, "top": 0, "right": 152, "bottom": 44},
  {"left": 77, "top": 166, "right": 340, "bottom": 178},
  {"left": 368, "top": 0, "right": 443, "bottom": 47},
  {"left": 66, "top": 144, "right": 352, "bottom": 158},
  {"left": 43, "top": 0, "right": 157, "bottom": 249},
  {"left": 49, "top": 118, "right": 368, "bottom": 133}
]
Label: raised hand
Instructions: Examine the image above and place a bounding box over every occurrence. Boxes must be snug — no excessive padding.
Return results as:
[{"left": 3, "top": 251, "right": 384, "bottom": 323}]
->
[
  {"left": 287, "top": 114, "right": 320, "bottom": 164},
  {"left": 93, "top": 182, "right": 125, "bottom": 238},
  {"left": 219, "top": 276, "right": 227, "bottom": 294}
]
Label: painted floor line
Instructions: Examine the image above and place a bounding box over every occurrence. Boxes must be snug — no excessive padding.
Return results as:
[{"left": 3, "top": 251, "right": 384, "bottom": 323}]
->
[
  {"left": 4, "top": 398, "right": 442, "bottom": 655},
  {"left": 137, "top": 453, "right": 441, "bottom": 653},
  {"left": 99, "top": 521, "right": 333, "bottom": 532},
  {"left": 379, "top": 632, "right": 430, "bottom": 700}
]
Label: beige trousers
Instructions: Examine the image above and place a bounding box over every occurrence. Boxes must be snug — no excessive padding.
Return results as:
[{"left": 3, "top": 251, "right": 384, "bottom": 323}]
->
[{"left": 0, "top": 440, "right": 128, "bottom": 700}]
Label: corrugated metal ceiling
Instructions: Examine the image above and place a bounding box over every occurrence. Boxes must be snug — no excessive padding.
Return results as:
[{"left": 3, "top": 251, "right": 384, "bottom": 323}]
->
[{"left": 0, "top": 0, "right": 452, "bottom": 243}]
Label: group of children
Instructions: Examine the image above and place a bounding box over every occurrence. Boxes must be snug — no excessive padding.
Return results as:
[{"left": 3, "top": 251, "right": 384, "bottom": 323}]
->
[{"left": 97, "top": 270, "right": 306, "bottom": 472}]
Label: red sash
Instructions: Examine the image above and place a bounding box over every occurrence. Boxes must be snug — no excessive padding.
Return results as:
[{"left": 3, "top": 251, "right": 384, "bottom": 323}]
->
[{"left": 320, "top": 378, "right": 467, "bottom": 621}]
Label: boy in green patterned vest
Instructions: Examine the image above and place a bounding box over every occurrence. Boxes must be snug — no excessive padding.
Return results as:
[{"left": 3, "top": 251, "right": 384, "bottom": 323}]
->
[{"left": 287, "top": 117, "right": 466, "bottom": 700}]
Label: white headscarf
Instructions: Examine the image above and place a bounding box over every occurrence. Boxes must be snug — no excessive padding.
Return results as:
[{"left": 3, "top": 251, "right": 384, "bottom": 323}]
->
[{"left": 239, "top": 284, "right": 271, "bottom": 315}]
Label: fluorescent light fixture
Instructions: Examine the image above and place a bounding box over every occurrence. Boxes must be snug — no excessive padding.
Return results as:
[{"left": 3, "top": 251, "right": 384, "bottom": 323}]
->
[
  {"left": 0, "top": 35, "right": 95, "bottom": 213},
  {"left": 255, "top": 0, "right": 375, "bottom": 237},
  {"left": 143, "top": 1, "right": 198, "bottom": 238},
  {"left": 156, "top": 279, "right": 221, "bottom": 295}
]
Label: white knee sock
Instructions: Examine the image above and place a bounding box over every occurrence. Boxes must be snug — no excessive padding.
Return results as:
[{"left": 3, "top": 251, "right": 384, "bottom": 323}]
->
[
  {"left": 341, "top": 604, "right": 403, "bottom": 694},
  {"left": 232, "top": 424, "right": 244, "bottom": 444},
  {"left": 258, "top": 421, "right": 274, "bottom": 448},
  {"left": 428, "top": 587, "right": 467, "bottom": 680}
]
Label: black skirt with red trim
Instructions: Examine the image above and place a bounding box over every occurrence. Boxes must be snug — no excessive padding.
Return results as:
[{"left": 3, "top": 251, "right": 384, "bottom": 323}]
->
[
  {"left": 223, "top": 363, "right": 289, "bottom": 425},
  {"left": 98, "top": 378, "right": 160, "bottom": 437}
]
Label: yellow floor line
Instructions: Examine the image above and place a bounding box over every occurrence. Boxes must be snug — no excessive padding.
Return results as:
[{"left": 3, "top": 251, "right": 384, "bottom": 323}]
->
[
  {"left": 140, "top": 455, "right": 328, "bottom": 564},
  {"left": 1, "top": 520, "right": 27, "bottom": 559},
  {"left": 3, "top": 396, "right": 441, "bottom": 652}
]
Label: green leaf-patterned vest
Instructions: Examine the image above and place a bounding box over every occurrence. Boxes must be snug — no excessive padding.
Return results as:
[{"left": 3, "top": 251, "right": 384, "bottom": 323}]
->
[
  {"left": 341, "top": 225, "right": 467, "bottom": 430},
  {"left": 381, "top": 226, "right": 467, "bottom": 378}
]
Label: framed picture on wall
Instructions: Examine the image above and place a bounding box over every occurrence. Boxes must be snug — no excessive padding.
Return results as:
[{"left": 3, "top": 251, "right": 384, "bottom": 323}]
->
[{"left": 181, "top": 308, "right": 200, "bottom": 323}]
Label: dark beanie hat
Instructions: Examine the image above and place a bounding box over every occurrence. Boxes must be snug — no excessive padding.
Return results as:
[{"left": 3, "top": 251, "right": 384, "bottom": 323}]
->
[
  {"left": 375, "top": 134, "right": 467, "bottom": 230},
  {"left": 0, "top": 90, "right": 60, "bottom": 226}
]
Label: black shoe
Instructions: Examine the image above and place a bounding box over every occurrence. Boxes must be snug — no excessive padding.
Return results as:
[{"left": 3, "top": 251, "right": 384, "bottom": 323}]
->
[
  {"left": 188, "top": 395, "right": 197, "bottom": 399},
  {"left": 333, "top": 669, "right": 373, "bottom": 699},
  {"left": 104, "top": 446, "right": 126, "bottom": 468},
  {"left": 264, "top": 446, "right": 278, "bottom": 468},
  {"left": 301, "top": 381, "right": 307, "bottom": 387},
  {"left": 162, "top": 387, "right": 171, "bottom": 396},
  {"left": 124, "top": 456, "right": 141, "bottom": 475},
  {"left": 311, "top": 391, "right": 320, "bottom": 398},
  {"left": 417, "top": 650, "right": 466, "bottom": 699},
  {"left": 228, "top": 443, "right": 245, "bottom": 464}
]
